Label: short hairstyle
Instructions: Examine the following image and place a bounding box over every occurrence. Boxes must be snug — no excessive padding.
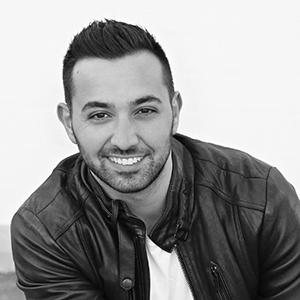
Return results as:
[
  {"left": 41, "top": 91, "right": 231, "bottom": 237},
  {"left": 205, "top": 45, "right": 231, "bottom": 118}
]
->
[{"left": 63, "top": 19, "right": 175, "bottom": 107}]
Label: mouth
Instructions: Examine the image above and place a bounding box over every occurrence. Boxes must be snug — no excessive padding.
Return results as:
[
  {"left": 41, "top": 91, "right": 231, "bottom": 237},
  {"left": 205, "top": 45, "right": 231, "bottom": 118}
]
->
[{"left": 108, "top": 156, "right": 144, "bottom": 166}]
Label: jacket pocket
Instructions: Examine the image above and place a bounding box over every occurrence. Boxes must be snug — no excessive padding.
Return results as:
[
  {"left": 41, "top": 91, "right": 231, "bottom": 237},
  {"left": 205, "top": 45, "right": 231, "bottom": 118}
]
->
[{"left": 207, "top": 261, "right": 232, "bottom": 300}]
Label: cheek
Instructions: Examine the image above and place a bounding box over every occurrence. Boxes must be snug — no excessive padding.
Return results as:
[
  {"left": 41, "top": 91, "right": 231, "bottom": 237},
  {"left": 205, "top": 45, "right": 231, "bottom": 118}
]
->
[
  {"left": 138, "top": 117, "right": 172, "bottom": 146},
  {"left": 74, "top": 126, "right": 109, "bottom": 155}
]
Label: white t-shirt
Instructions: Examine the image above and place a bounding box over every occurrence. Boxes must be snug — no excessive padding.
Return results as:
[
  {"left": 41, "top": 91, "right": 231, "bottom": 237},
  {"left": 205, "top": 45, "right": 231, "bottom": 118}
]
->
[{"left": 145, "top": 236, "right": 194, "bottom": 300}]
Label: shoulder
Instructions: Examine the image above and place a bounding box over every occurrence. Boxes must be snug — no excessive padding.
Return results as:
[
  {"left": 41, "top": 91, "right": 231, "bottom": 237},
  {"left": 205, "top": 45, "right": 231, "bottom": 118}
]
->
[
  {"left": 175, "top": 133, "right": 271, "bottom": 178},
  {"left": 174, "top": 133, "right": 272, "bottom": 210},
  {"left": 12, "top": 153, "right": 84, "bottom": 239}
]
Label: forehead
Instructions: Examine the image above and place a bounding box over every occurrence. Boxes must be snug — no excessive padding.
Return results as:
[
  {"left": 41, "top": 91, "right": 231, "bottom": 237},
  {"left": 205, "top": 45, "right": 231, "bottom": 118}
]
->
[{"left": 71, "top": 51, "right": 168, "bottom": 105}]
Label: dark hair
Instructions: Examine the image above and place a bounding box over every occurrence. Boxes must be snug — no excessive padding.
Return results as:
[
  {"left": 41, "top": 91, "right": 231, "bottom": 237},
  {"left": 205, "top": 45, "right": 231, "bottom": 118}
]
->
[{"left": 63, "top": 19, "right": 175, "bottom": 107}]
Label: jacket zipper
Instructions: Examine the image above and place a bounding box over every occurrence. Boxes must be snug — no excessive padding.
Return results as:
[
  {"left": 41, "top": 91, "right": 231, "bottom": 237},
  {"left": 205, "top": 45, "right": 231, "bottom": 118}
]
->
[
  {"left": 128, "top": 288, "right": 135, "bottom": 300},
  {"left": 135, "top": 234, "right": 150, "bottom": 300},
  {"left": 208, "top": 261, "right": 232, "bottom": 300},
  {"left": 175, "top": 244, "right": 197, "bottom": 299}
]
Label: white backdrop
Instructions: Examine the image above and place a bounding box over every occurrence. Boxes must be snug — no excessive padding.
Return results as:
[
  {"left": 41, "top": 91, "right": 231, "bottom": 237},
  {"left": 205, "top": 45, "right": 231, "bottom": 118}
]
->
[{"left": 0, "top": 0, "right": 299, "bottom": 225}]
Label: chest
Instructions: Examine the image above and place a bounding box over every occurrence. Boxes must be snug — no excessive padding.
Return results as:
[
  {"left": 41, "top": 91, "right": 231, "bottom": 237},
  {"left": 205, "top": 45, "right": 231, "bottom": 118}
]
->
[{"left": 146, "top": 236, "right": 193, "bottom": 300}]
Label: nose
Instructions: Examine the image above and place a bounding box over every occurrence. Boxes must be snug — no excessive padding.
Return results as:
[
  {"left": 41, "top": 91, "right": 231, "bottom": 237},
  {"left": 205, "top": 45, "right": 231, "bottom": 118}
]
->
[{"left": 110, "top": 116, "right": 139, "bottom": 150}]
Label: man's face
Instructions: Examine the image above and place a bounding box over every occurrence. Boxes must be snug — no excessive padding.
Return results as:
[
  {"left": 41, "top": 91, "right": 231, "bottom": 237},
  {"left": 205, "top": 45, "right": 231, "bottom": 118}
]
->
[{"left": 58, "top": 51, "right": 181, "bottom": 193}]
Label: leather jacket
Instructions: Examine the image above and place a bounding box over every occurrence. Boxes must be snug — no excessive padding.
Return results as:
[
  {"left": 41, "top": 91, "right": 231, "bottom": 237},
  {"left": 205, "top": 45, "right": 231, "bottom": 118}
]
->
[{"left": 11, "top": 134, "right": 300, "bottom": 300}]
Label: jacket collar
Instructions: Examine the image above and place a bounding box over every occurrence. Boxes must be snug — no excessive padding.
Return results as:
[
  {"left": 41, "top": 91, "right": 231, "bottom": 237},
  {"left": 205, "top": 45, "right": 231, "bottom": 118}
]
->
[
  {"left": 148, "top": 137, "right": 195, "bottom": 251},
  {"left": 75, "top": 136, "right": 195, "bottom": 252}
]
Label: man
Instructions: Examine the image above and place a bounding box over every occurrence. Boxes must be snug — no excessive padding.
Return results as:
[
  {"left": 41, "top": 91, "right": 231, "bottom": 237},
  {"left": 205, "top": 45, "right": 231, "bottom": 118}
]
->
[{"left": 11, "top": 20, "right": 300, "bottom": 300}]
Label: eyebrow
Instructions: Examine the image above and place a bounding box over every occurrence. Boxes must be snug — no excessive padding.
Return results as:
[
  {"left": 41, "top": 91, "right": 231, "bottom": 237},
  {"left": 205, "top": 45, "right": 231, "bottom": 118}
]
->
[
  {"left": 81, "top": 95, "right": 162, "bottom": 112},
  {"left": 133, "top": 96, "right": 162, "bottom": 106},
  {"left": 82, "top": 101, "right": 111, "bottom": 112}
]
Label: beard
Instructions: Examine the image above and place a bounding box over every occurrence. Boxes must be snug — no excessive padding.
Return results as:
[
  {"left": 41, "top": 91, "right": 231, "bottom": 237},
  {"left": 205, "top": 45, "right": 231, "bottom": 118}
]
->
[{"left": 75, "top": 128, "right": 173, "bottom": 194}]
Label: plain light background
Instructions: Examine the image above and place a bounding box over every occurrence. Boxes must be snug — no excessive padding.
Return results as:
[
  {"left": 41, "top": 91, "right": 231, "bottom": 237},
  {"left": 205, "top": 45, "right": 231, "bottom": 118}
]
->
[{"left": 0, "top": 0, "right": 299, "bottom": 225}]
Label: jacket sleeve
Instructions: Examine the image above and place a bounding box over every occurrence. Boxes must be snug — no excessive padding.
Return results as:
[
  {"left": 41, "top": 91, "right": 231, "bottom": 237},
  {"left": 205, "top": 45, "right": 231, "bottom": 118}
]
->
[
  {"left": 258, "top": 167, "right": 300, "bottom": 299},
  {"left": 11, "top": 208, "right": 107, "bottom": 300}
]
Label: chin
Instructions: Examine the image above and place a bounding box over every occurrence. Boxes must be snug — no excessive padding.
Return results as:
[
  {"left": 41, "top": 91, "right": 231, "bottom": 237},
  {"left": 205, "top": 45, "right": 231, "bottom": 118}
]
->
[{"left": 101, "top": 174, "right": 154, "bottom": 194}]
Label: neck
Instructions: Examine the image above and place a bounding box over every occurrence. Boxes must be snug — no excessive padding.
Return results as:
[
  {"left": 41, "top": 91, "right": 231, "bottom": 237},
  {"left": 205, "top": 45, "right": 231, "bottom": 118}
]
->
[{"left": 92, "top": 153, "right": 173, "bottom": 233}]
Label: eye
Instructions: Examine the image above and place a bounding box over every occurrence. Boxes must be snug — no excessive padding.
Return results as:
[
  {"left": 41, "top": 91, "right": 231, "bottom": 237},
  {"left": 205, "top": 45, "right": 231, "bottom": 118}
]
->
[
  {"left": 89, "top": 112, "right": 111, "bottom": 121},
  {"left": 136, "top": 107, "right": 156, "bottom": 116}
]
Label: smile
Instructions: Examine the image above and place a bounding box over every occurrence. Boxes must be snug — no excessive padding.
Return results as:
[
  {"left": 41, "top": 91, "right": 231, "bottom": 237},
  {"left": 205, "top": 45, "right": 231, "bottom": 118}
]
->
[{"left": 108, "top": 156, "right": 143, "bottom": 166}]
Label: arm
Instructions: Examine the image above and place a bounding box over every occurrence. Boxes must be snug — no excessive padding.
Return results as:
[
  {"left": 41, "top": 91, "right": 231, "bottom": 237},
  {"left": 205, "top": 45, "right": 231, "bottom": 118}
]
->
[
  {"left": 258, "top": 167, "right": 300, "bottom": 299},
  {"left": 11, "top": 208, "right": 107, "bottom": 300}
]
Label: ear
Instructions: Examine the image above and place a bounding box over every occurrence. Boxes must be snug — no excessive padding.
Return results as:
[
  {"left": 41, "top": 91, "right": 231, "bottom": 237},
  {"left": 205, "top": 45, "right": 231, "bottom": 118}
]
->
[
  {"left": 57, "top": 103, "right": 77, "bottom": 144},
  {"left": 171, "top": 91, "right": 182, "bottom": 135}
]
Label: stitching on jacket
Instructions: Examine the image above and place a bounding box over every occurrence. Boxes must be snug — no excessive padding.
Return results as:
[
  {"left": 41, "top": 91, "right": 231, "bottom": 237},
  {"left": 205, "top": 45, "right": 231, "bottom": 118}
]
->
[
  {"left": 197, "top": 179, "right": 266, "bottom": 210},
  {"left": 21, "top": 208, "right": 92, "bottom": 278},
  {"left": 260, "top": 166, "right": 273, "bottom": 232},
  {"left": 232, "top": 205, "right": 258, "bottom": 287},
  {"left": 76, "top": 219, "right": 102, "bottom": 284},
  {"left": 196, "top": 182, "right": 265, "bottom": 212},
  {"left": 37, "top": 192, "right": 61, "bottom": 214},
  {"left": 18, "top": 207, "right": 73, "bottom": 251},
  {"left": 31, "top": 186, "right": 85, "bottom": 239},
  {"left": 53, "top": 209, "right": 84, "bottom": 240},
  {"left": 199, "top": 176, "right": 266, "bottom": 200},
  {"left": 194, "top": 156, "right": 269, "bottom": 179},
  {"left": 27, "top": 204, "right": 83, "bottom": 241}
]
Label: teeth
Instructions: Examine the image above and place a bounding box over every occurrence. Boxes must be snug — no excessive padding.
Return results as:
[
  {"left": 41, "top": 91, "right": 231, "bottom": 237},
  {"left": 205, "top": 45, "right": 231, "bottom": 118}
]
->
[{"left": 109, "top": 156, "right": 143, "bottom": 166}]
